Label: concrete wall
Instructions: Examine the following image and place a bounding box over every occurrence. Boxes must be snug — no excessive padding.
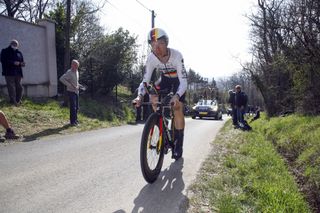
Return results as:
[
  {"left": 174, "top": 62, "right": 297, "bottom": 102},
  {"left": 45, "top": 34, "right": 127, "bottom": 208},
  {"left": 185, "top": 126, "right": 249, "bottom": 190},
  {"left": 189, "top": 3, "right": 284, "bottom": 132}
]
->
[{"left": 0, "top": 15, "right": 57, "bottom": 97}]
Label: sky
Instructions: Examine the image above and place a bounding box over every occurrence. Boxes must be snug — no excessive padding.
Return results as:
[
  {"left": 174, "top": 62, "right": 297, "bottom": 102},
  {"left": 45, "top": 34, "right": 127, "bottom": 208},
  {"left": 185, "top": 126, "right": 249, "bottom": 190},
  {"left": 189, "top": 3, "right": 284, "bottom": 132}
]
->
[{"left": 97, "top": 0, "right": 256, "bottom": 80}]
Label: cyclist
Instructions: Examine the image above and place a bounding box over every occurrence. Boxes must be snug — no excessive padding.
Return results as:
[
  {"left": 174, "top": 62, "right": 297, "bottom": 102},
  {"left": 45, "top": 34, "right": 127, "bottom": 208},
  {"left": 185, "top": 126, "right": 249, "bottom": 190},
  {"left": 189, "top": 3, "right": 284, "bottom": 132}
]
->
[{"left": 133, "top": 28, "right": 188, "bottom": 160}]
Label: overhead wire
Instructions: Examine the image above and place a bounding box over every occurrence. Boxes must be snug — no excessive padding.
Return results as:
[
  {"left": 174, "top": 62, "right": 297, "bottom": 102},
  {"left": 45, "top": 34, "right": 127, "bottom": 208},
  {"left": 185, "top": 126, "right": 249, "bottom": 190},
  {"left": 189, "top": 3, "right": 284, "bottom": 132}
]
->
[
  {"left": 100, "top": 0, "right": 154, "bottom": 60},
  {"left": 135, "top": 0, "right": 152, "bottom": 13},
  {"left": 99, "top": 0, "right": 150, "bottom": 34}
]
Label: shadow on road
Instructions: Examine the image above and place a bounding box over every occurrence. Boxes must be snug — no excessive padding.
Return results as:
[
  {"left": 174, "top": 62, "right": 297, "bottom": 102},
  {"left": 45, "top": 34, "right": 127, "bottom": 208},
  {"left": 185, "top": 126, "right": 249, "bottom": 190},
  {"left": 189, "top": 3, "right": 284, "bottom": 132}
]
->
[
  {"left": 22, "top": 124, "right": 71, "bottom": 142},
  {"left": 131, "top": 158, "right": 189, "bottom": 213}
]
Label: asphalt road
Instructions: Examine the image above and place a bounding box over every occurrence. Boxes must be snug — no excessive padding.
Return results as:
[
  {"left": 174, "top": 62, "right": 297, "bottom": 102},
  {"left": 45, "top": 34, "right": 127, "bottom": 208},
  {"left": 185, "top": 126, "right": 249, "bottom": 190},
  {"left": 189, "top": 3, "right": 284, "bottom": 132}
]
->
[{"left": 0, "top": 116, "right": 227, "bottom": 213}]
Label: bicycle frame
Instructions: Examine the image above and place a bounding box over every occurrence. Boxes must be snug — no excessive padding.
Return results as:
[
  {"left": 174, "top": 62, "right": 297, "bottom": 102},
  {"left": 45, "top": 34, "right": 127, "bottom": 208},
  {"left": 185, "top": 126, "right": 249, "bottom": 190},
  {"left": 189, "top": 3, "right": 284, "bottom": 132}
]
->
[
  {"left": 141, "top": 94, "right": 175, "bottom": 153},
  {"left": 158, "top": 103, "right": 175, "bottom": 153}
]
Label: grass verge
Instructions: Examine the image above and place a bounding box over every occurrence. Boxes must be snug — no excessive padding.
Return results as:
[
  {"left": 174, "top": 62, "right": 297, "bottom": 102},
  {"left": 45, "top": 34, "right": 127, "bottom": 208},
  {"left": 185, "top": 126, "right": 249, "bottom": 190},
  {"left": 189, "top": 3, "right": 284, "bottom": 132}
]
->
[
  {"left": 0, "top": 95, "right": 136, "bottom": 142},
  {"left": 187, "top": 116, "right": 312, "bottom": 212}
]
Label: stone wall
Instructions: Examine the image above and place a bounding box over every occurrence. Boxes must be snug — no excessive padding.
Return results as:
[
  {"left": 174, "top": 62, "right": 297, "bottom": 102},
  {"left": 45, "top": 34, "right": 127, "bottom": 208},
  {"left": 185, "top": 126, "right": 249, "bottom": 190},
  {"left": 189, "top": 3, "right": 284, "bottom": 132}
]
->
[{"left": 0, "top": 15, "right": 57, "bottom": 97}]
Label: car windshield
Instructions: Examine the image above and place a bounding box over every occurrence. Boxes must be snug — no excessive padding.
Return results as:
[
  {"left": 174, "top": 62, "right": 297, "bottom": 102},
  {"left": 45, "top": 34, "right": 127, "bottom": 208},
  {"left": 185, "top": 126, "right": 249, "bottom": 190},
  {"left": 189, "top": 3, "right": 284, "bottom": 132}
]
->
[{"left": 197, "top": 100, "right": 217, "bottom": 106}]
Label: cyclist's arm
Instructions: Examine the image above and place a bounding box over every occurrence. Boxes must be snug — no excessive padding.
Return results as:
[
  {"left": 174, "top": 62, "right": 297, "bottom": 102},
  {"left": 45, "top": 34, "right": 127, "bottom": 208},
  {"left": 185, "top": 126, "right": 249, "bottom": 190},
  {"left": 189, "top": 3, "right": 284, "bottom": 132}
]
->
[
  {"left": 137, "top": 56, "right": 156, "bottom": 97},
  {"left": 175, "top": 52, "right": 188, "bottom": 98}
]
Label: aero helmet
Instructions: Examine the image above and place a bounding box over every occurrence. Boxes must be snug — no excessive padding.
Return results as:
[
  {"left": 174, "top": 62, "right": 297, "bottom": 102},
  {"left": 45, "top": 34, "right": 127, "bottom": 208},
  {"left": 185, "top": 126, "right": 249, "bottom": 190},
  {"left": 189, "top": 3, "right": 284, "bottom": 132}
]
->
[{"left": 148, "top": 28, "right": 169, "bottom": 44}]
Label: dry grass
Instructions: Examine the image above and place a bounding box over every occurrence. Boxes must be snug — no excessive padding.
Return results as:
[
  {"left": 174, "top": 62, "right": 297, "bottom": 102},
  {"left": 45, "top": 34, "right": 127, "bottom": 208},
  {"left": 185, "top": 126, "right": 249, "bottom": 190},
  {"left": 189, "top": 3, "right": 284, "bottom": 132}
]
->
[{"left": 0, "top": 96, "right": 135, "bottom": 142}]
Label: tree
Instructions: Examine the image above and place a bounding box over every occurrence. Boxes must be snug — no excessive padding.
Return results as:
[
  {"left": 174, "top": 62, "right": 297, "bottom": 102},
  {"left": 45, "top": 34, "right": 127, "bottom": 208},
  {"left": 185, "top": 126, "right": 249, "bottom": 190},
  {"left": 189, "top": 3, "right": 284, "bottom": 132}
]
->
[
  {"left": 284, "top": 0, "right": 320, "bottom": 114},
  {"left": 45, "top": 2, "right": 65, "bottom": 93},
  {"left": 70, "top": 1, "right": 104, "bottom": 60},
  {"left": 0, "top": 0, "right": 24, "bottom": 17},
  {"left": 247, "top": 0, "right": 290, "bottom": 116},
  {"left": 186, "top": 68, "right": 209, "bottom": 104},
  {"left": 82, "top": 28, "right": 138, "bottom": 95},
  {"left": 216, "top": 70, "right": 264, "bottom": 110},
  {"left": 246, "top": 0, "right": 320, "bottom": 116},
  {"left": 0, "top": 0, "right": 54, "bottom": 22},
  {"left": 46, "top": 1, "right": 104, "bottom": 94}
]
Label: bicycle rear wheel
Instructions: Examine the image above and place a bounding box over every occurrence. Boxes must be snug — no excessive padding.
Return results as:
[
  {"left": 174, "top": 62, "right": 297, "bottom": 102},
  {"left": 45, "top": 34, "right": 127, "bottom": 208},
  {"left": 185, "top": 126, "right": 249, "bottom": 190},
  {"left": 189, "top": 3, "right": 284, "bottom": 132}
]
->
[{"left": 140, "top": 113, "right": 165, "bottom": 183}]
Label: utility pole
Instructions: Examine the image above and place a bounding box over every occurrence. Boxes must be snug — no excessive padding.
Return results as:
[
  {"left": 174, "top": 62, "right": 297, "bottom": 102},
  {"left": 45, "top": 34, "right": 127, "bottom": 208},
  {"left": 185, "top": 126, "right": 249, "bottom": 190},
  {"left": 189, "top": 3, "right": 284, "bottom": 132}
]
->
[
  {"left": 64, "top": 0, "right": 71, "bottom": 71},
  {"left": 62, "top": 0, "right": 71, "bottom": 107},
  {"left": 151, "top": 10, "right": 155, "bottom": 28},
  {"left": 136, "top": 0, "right": 155, "bottom": 28}
]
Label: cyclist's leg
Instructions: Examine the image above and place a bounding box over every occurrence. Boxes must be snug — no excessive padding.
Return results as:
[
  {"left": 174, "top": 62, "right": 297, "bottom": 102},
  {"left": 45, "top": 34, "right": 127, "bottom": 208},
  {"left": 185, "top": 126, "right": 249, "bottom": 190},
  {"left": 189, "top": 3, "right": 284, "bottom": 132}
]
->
[
  {"left": 150, "top": 94, "right": 158, "bottom": 112},
  {"left": 160, "top": 78, "right": 185, "bottom": 159},
  {"left": 171, "top": 78, "right": 185, "bottom": 130},
  {"left": 172, "top": 100, "right": 185, "bottom": 159},
  {"left": 173, "top": 101, "right": 185, "bottom": 129}
]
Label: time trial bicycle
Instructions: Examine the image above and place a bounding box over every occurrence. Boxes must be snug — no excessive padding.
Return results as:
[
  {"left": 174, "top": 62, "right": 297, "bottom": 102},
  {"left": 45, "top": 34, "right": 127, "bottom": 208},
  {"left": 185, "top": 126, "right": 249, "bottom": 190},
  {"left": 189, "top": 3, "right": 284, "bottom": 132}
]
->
[{"left": 138, "top": 83, "right": 177, "bottom": 183}]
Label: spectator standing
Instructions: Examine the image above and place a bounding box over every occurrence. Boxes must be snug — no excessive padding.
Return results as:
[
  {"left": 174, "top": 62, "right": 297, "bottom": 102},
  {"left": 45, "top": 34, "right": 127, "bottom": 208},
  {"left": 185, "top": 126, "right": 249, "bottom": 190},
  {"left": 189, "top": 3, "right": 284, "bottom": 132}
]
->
[
  {"left": 0, "top": 110, "right": 18, "bottom": 139},
  {"left": 235, "top": 85, "right": 248, "bottom": 125},
  {"left": 59, "top": 60, "right": 81, "bottom": 126},
  {"left": 1, "top": 39, "right": 25, "bottom": 106},
  {"left": 228, "top": 89, "right": 237, "bottom": 126}
]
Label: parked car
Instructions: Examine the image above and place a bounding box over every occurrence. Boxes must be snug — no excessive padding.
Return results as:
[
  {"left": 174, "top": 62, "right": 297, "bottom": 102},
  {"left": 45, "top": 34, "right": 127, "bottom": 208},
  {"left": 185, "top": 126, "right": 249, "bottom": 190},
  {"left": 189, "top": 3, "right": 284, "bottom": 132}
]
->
[{"left": 191, "top": 99, "right": 222, "bottom": 120}]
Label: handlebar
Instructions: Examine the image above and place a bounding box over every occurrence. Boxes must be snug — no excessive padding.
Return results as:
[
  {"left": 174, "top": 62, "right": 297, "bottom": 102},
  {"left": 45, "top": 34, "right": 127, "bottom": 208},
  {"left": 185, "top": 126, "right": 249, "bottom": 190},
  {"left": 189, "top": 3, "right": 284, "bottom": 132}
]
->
[
  {"left": 132, "top": 83, "right": 175, "bottom": 108},
  {"left": 132, "top": 92, "right": 174, "bottom": 107},
  {"left": 143, "top": 82, "right": 171, "bottom": 95}
]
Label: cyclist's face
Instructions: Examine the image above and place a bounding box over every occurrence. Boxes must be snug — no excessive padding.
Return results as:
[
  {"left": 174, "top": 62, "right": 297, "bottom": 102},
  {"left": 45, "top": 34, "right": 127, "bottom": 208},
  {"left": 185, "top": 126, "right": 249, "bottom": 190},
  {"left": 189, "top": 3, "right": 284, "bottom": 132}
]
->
[{"left": 151, "top": 39, "right": 167, "bottom": 57}]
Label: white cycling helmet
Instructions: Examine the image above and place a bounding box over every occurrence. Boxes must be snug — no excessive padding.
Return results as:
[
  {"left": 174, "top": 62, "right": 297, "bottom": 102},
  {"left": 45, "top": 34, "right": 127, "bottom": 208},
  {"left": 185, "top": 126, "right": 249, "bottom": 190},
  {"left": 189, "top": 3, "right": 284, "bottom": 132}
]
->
[{"left": 148, "top": 28, "right": 169, "bottom": 44}]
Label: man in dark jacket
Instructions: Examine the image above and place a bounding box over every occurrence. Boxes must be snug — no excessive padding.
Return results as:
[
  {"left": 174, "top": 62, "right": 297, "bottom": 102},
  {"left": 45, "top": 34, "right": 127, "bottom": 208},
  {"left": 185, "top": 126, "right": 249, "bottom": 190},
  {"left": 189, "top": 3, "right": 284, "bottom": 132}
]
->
[
  {"left": 228, "top": 89, "right": 237, "bottom": 126},
  {"left": 1, "top": 39, "right": 25, "bottom": 106},
  {"left": 235, "top": 85, "right": 247, "bottom": 124}
]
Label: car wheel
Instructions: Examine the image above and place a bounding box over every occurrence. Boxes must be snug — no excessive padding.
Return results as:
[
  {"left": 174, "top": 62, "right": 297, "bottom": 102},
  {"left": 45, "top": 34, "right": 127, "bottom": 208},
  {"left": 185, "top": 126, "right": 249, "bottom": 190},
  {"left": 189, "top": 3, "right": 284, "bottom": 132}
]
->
[{"left": 192, "top": 116, "right": 196, "bottom": 119}]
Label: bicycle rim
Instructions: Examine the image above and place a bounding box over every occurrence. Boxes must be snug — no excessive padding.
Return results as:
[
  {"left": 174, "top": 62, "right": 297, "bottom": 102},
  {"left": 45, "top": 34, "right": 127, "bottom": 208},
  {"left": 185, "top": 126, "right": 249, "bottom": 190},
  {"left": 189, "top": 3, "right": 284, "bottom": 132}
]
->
[{"left": 140, "top": 113, "right": 164, "bottom": 183}]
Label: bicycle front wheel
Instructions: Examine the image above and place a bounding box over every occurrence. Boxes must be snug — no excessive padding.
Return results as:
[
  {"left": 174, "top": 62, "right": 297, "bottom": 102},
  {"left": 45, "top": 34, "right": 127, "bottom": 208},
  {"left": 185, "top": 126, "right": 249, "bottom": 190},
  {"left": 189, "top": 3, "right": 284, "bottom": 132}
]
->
[{"left": 140, "top": 113, "right": 165, "bottom": 183}]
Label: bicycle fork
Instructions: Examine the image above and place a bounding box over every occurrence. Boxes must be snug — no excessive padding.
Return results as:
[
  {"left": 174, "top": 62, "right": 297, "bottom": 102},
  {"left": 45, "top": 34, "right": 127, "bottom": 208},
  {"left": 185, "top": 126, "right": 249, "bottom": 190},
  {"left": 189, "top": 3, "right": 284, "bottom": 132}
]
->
[
  {"left": 147, "top": 115, "right": 167, "bottom": 154},
  {"left": 150, "top": 115, "right": 174, "bottom": 154},
  {"left": 157, "top": 116, "right": 164, "bottom": 152},
  {"left": 162, "top": 116, "right": 175, "bottom": 154}
]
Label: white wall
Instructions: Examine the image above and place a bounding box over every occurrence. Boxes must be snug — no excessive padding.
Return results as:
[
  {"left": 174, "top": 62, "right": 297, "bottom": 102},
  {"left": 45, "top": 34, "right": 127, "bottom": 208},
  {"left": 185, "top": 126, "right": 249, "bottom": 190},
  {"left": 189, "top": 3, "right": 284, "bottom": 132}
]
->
[{"left": 0, "top": 15, "right": 57, "bottom": 97}]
